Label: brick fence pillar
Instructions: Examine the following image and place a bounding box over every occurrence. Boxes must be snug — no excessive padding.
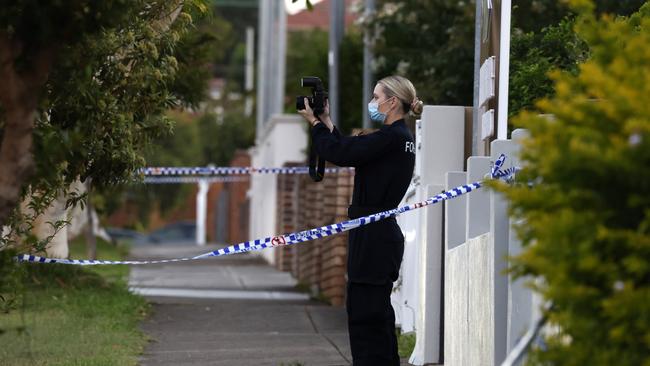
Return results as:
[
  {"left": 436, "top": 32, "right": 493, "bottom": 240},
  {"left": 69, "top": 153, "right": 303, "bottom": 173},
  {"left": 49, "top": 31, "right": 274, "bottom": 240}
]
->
[{"left": 275, "top": 161, "right": 354, "bottom": 306}]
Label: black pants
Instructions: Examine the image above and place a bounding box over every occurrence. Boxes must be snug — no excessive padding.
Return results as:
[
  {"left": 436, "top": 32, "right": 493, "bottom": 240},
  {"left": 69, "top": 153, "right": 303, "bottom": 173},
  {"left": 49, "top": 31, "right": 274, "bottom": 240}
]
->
[{"left": 346, "top": 281, "right": 400, "bottom": 366}]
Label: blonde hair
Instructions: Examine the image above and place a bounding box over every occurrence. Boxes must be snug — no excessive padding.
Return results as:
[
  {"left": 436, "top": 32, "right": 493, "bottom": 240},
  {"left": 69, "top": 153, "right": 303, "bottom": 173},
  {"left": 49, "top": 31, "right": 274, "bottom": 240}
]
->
[{"left": 377, "top": 75, "right": 424, "bottom": 117}]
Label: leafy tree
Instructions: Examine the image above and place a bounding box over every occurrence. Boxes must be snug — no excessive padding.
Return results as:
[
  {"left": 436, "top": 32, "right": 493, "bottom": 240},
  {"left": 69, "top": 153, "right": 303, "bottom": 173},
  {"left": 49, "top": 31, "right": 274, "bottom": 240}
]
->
[
  {"left": 512, "top": 1, "right": 571, "bottom": 33},
  {"left": 509, "top": 0, "right": 646, "bottom": 116},
  {"left": 284, "top": 28, "right": 363, "bottom": 135},
  {"left": 172, "top": 8, "right": 234, "bottom": 108},
  {"left": 285, "top": 29, "right": 330, "bottom": 113},
  {"left": 361, "top": 0, "right": 646, "bottom": 114},
  {"left": 0, "top": 1, "right": 217, "bottom": 252},
  {"left": 0, "top": 1, "right": 146, "bottom": 229},
  {"left": 493, "top": 2, "right": 650, "bottom": 364},
  {"left": 215, "top": 4, "right": 258, "bottom": 91},
  {"left": 196, "top": 106, "right": 255, "bottom": 167},
  {"left": 102, "top": 4, "right": 258, "bottom": 228},
  {"left": 338, "top": 30, "right": 364, "bottom": 133},
  {"left": 367, "top": 0, "right": 476, "bottom": 106},
  {"left": 509, "top": 19, "right": 589, "bottom": 116}
]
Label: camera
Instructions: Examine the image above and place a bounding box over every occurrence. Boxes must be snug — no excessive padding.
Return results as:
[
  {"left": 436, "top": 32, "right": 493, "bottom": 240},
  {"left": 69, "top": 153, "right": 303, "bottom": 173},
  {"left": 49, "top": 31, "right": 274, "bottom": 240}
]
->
[
  {"left": 296, "top": 76, "right": 328, "bottom": 182},
  {"left": 296, "top": 76, "right": 328, "bottom": 116}
]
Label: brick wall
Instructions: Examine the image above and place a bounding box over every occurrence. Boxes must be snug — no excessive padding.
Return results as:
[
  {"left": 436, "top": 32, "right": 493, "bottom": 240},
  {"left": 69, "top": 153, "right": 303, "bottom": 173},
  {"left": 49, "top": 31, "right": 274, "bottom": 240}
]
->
[
  {"left": 226, "top": 150, "right": 251, "bottom": 245},
  {"left": 276, "top": 162, "right": 354, "bottom": 306},
  {"left": 206, "top": 182, "right": 224, "bottom": 242},
  {"left": 275, "top": 163, "right": 301, "bottom": 272}
]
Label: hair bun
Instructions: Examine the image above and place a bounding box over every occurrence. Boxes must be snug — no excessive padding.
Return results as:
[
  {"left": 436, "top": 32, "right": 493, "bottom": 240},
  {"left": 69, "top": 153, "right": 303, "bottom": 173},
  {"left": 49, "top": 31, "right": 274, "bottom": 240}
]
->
[{"left": 410, "top": 98, "right": 424, "bottom": 116}]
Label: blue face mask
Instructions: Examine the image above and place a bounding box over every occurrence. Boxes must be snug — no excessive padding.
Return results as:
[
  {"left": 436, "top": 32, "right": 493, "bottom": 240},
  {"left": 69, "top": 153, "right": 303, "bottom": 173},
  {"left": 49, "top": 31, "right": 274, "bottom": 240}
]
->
[{"left": 367, "top": 98, "right": 392, "bottom": 123}]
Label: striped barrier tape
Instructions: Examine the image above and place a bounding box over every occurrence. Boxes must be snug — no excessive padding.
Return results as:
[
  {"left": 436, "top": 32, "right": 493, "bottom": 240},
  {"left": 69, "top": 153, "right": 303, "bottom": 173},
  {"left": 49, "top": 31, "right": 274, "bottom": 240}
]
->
[
  {"left": 143, "top": 176, "right": 249, "bottom": 184},
  {"left": 139, "top": 166, "right": 355, "bottom": 176},
  {"left": 16, "top": 155, "right": 513, "bottom": 265}
]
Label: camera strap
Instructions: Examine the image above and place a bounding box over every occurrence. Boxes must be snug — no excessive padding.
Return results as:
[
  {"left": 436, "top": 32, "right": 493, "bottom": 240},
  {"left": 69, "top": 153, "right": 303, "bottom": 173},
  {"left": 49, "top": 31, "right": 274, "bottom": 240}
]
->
[{"left": 309, "top": 120, "right": 326, "bottom": 182}]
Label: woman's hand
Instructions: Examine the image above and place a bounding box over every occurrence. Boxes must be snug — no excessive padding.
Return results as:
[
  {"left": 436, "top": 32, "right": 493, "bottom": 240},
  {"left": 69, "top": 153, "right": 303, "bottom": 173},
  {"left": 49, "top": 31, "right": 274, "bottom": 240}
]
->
[
  {"left": 297, "top": 98, "right": 334, "bottom": 132},
  {"left": 298, "top": 98, "right": 319, "bottom": 126}
]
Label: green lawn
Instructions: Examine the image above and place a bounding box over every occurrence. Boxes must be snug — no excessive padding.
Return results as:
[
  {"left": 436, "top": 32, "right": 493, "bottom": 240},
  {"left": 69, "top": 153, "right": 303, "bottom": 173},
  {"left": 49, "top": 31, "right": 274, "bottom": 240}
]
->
[
  {"left": 397, "top": 329, "right": 416, "bottom": 358},
  {"left": 0, "top": 238, "right": 149, "bottom": 366}
]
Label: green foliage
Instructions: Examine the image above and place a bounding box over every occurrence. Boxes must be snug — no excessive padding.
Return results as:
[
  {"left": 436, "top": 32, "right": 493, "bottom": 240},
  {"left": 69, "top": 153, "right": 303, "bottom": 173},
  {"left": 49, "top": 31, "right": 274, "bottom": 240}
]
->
[
  {"left": 226, "top": 42, "right": 248, "bottom": 91},
  {"left": 214, "top": 4, "right": 258, "bottom": 89},
  {"left": 33, "top": 2, "right": 202, "bottom": 193},
  {"left": 0, "top": 1, "right": 135, "bottom": 51},
  {"left": 285, "top": 29, "right": 329, "bottom": 110},
  {"left": 95, "top": 4, "right": 257, "bottom": 226},
  {"left": 172, "top": 8, "right": 234, "bottom": 108},
  {"left": 0, "top": 1, "right": 227, "bottom": 250},
  {"left": 339, "top": 30, "right": 365, "bottom": 133},
  {"left": 284, "top": 29, "right": 363, "bottom": 135},
  {"left": 0, "top": 249, "right": 24, "bottom": 313},
  {"left": 594, "top": 0, "right": 649, "bottom": 16},
  {"left": 368, "top": 0, "right": 476, "bottom": 106},
  {"left": 509, "top": 0, "right": 647, "bottom": 117},
  {"left": 397, "top": 329, "right": 416, "bottom": 358},
  {"left": 512, "top": 1, "right": 571, "bottom": 33},
  {"left": 509, "top": 18, "right": 589, "bottom": 116},
  {"left": 196, "top": 109, "right": 255, "bottom": 166},
  {"left": 364, "top": 0, "right": 645, "bottom": 114},
  {"left": 493, "top": 3, "right": 650, "bottom": 365}
]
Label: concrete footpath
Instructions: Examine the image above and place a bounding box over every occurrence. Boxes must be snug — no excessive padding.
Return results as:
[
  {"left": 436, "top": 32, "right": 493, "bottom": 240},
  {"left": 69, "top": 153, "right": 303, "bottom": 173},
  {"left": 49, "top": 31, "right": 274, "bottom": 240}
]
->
[{"left": 129, "top": 244, "right": 354, "bottom": 366}]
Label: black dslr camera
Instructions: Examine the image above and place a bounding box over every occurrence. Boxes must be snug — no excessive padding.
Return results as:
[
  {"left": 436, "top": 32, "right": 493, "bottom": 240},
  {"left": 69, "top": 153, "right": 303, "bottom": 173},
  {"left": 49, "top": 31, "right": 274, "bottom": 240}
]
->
[
  {"left": 296, "top": 76, "right": 328, "bottom": 182},
  {"left": 296, "top": 76, "right": 328, "bottom": 116}
]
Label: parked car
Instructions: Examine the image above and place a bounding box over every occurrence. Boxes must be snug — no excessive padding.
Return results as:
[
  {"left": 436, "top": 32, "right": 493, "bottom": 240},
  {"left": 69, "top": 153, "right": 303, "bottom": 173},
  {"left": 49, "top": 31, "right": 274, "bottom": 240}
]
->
[
  {"left": 105, "top": 227, "right": 146, "bottom": 245},
  {"left": 134, "top": 221, "right": 197, "bottom": 245}
]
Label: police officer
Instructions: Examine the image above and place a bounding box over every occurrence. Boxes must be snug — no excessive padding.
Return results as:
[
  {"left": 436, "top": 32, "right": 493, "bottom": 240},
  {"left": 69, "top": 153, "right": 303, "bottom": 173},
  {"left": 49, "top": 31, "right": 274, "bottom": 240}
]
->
[{"left": 298, "top": 76, "right": 423, "bottom": 365}]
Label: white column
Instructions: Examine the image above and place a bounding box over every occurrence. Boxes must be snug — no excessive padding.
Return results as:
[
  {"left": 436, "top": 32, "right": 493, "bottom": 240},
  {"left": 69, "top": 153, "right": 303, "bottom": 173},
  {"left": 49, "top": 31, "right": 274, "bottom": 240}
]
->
[
  {"left": 274, "top": 0, "right": 287, "bottom": 117},
  {"left": 196, "top": 179, "right": 210, "bottom": 246},
  {"left": 490, "top": 137, "right": 520, "bottom": 365},
  {"left": 256, "top": 0, "right": 269, "bottom": 139},
  {"left": 245, "top": 26, "right": 255, "bottom": 118},
  {"left": 411, "top": 184, "right": 444, "bottom": 365},
  {"left": 466, "top": 157, "right": 492, "bottom": 239},
  {"left": 497, "top": 0, "right": 512, "bottom": 139},
  {"left": 445, "top": 172, "right": 468, "bottom": 250},
  {"left": 410, "top": 106, "right": 465, "bottom": 365}
]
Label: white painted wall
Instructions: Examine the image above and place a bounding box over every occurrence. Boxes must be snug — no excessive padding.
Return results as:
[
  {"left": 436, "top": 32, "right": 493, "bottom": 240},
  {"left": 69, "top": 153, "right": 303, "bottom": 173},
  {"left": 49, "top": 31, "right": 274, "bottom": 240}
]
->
[
  {"left": 392, "top": 105, "right": 539, "bottom": 366},
  {"left": 249, "top": 114, "right": 307, "bottom": 264},
  {"left": 443, "top": 129, "right": 540, "bottom": 366},
  {"left": 393, "top": 106, "right": 466, "bottom": 365}
]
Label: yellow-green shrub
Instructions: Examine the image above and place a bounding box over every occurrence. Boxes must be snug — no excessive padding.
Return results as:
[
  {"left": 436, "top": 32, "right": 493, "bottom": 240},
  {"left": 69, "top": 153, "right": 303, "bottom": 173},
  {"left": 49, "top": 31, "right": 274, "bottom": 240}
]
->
[{"left": 495, "top": 1, "right": 650, "bottom": 365}]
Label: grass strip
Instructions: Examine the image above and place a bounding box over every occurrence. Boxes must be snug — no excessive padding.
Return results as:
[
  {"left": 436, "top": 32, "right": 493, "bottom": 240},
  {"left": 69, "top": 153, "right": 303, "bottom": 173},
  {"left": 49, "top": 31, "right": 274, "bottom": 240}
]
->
[{"left": 0, "top": 238, "right": 148, "bottom": 366}]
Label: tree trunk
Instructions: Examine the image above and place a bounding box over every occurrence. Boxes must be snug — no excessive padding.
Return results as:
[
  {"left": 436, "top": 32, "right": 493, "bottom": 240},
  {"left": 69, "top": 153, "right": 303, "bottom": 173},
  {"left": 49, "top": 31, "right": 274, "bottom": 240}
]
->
[
  {"left": 0, "top": 32, "right": 54, "bottom": 227},
  {"left": 84, "top": 179, "right": 97, "bottom": 260},
  {"left": 0, "top": 102, "right": 37, "bottom": 228}
]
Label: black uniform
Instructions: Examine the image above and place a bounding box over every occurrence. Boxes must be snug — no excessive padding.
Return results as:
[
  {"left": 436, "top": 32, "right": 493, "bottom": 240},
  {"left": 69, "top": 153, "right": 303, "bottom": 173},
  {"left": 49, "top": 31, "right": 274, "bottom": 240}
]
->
[{"left": 311, "top": 119, "right": 415, "bottom": 366}]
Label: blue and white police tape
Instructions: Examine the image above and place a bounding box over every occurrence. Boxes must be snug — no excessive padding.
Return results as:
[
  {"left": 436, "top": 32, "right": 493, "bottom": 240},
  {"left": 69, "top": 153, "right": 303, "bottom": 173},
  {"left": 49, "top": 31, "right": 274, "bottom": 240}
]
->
[
  {"left": 143, "top": 176, "right": 249, "bottom": 184},
  {"left": 140, "top": 166, "right": 355, "bottom": 176},
  {"left": 17, "top": 155, "right": 513, "bottom": 266}
]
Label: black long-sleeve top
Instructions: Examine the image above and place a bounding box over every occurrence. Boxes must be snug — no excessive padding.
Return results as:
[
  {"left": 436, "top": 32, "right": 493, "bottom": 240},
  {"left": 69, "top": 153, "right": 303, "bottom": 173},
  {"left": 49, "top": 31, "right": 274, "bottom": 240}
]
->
[{"left": 311, "top": 119, "right": 416, "bottom": 284}]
